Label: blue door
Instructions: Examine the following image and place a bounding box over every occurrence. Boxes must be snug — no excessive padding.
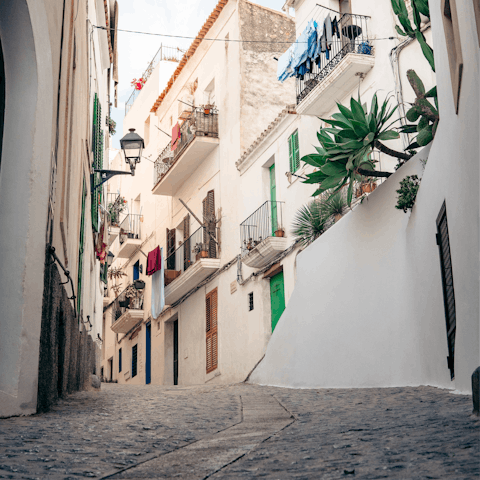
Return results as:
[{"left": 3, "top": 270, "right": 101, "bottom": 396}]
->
[
  {"left": 146, "top": 322, "right": 151, "bottom": 384},
  {"left": 133, "top": 260, "right": 140, "bottom": 281}
]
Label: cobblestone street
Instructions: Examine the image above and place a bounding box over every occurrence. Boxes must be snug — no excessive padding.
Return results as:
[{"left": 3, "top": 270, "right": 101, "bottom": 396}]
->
[{"left": 0, "top": 383, "right": 478, "bottom": 479}]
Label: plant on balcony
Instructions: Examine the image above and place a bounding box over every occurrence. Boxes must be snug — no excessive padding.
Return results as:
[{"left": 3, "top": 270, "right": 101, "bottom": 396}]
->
[
  {"left": 106, "top": 116, "right": 116, "bottom": 136},
  {"left": 323, "top": 189, "right": 348, "bottom": 223},
  {"left": 125, "top": 284, "right": 144, "bottom": 309},
  {"left": 395, "top": 174, "right": 421, "bottom": 213},
  {"left": 193, "top": 243, "right": 209, "bottom": 260},
  {"left": 108, "top": 267, "right": 127, "bottom": 297},
  {"left": 292, "top": 199, "right": 329, "bottom": 247},
  {"left": 131, "top": 77, "right": 146, "bottom": 91},
  {"left": 302, "top": 94, "right": 412, "bottom": 206},
  {"left": 108, "top": 196, "right": 127, "bottom": 226}
]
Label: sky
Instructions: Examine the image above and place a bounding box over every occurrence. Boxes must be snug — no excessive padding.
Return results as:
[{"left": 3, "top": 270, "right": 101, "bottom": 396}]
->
[{"left": 110, "top": 0, "right": 288, "bottom": 149}]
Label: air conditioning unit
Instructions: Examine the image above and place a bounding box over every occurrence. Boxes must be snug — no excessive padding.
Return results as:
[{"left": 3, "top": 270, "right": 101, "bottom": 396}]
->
[{"left": 178, "top": 94, "right": 194, "bottom": 120}]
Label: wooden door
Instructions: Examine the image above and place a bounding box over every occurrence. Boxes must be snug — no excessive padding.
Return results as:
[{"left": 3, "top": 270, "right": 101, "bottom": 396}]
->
[
  {"left": 203, "top": 190, "right": 216, "bottom": 258},
  {"left": 166, "top": 228, "right": 176, "bottom": 270},
  {"left": 173, "top": 319, "right": 179, "bottom": 385},
  {"left": 270, "top": 272, "right": 286, "bottom": 332},
  {"left": 183, "top": 215, "right": 190, "bottom": 271},
  {"left": 145, "top": 322, "right": 151, "bottom": 385},
  {"left": 270, "top": 164, "right": 277, "bottom": 234},
  {"left": 206, "top": 288, "right": 218, "bottom": 373}
]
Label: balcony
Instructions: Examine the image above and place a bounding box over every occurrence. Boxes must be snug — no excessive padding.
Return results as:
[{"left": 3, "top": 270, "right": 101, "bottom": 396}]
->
[
  {"left": 111, "top": 285, "right": 145, "bottom": 334},
  {"left": 296, "top": 14, "right": 374, "bottom": 117},
  {"left": 240, "top": 201, "right": 288, "bottom": 269},
  {"left": 164, "top": 225, "right": 220, "bottom": 305},
  {"left": 152, "top": 107, "right": 219, "bottom": 196},
  {"left": 117, "top": 214, "right": 142, "bottom": 258}
]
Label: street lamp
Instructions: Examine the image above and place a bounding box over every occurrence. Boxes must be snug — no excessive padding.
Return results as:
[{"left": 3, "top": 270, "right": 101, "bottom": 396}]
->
[
  {"left": 91, "top": 128, "right": 145, "bottom": 192},
  {"left": 107, "top": 251, "right": 115, "bottom": 268},
  {"left": 120, "top": 128, "right": 145, "bottom": 174}
]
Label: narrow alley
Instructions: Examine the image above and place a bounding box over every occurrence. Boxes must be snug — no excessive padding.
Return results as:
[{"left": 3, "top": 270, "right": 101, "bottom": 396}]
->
[{"left": 0, "top": 384, "right": 478, "bottom": 479}]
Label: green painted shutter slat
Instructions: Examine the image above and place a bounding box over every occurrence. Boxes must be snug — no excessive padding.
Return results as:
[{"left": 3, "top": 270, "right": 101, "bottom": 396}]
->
[
  {"left": 293, "top": 130, "right": 300, "bottom": 172},
  {"left": 91, "top": 94, "right": 102, "bottom": 232},
  {"left": 288, "top": 130, "right": 300, "bottom": 173}
]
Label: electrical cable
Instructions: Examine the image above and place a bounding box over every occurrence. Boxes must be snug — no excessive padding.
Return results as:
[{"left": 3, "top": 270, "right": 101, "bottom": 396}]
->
[{"left": 93, "top": 25, "right": 398, "bottom": 44}]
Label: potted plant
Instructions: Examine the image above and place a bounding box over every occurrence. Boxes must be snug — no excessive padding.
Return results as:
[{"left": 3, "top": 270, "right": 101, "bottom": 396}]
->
[
  {"left": 125, "top": 285, "right": 143, "bottom": 309},
  {"left": 119, "top": 299, "right": 129, "bottom": 308},
  {"left": 274, "top": 228, "right": 285, "bottom": 237},
  {"left": 134, "top": 279, "right": 145, "bottom": 290},
  {"left": 360, "top": 179, "right": 377, "bottom": 195},
  {"left": 193, "top": 243, "right": 209, "bottom": 260},
  {"left": 106, "top": 116, "right": 116, "bottom": 136},
  {"left": 202, "top": 104, "right": 213, "bottom": 115}
]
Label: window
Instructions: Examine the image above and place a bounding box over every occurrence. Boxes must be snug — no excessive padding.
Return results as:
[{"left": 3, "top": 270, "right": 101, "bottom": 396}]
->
[
  {"left": 206, "top": 288, "right": 218, "bottom": 373},
  {"left": 339, "top": 0, "right": 351, "bottom": 14},
  {"left": 288, "top": 130, "right": 300, "bottom": 173},
  {"left": 144, "top": 115, "right": 150, "bottom": 146},
  {"left": 202, "top": 190, "right": 216, "bottom": 258},
  {"left": 441, "top": 0, "right": 463, "bottom": 113},
  {"left": 132, "top": 344, "right": 138, "bottom": 377},
  {"left": 119, "top": 348, "right": 122, "bottom": 373},
  {"left": 204, "top": 78, "right": 215, "bottom": 106},
  {"left": 248, "top": 292, "right": 254, "bottom": 311},
  {"left": 436, "top": 201, "right": 456, "bottom": 380}
]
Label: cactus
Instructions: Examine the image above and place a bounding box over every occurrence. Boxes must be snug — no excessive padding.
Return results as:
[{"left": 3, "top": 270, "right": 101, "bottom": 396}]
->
[
  {"left": 399, "top": 69, "right": 439, "bottom": 148},
  {"left": 391, "top": 0, "right": 434, "bottom": 72}
]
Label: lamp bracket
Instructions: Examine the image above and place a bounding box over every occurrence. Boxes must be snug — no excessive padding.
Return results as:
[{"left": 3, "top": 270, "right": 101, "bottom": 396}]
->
[{"left": 91, "top": 169, "right": 133, "bottom": 192}]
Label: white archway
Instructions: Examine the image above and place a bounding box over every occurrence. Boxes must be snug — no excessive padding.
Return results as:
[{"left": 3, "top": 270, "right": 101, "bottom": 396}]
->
[{"left": 0, "top": 0, "right": 54, "bottom": 416}]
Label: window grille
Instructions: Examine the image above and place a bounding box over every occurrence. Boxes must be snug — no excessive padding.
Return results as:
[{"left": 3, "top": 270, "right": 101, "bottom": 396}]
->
[
  {"left": 248, "top": 292, "right": 254, "bottom": 311},
  {"left": 132, "top": 344, "right": 138, "bottom": 378}
]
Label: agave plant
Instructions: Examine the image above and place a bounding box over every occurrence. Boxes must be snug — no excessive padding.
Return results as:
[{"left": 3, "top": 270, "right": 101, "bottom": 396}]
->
[
  {"left": 391, "top": 0, "right": 434, "bottom": 71},
  {"left": 324, "top": 190, "right": 348, "bottom": 221},
  {"left": 292, "top": 199, "right": 329, "bottom": 247},
  {"left": 399, "top": 69, "right": 439, "bottom": 149},
  {"left": 302, "top": 94, "right": 412, "bottom": 206}
]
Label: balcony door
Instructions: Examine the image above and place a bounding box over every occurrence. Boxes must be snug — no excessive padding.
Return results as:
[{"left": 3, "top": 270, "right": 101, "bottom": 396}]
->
[
  {"left": 145, "top": 322, "right": 151, "bottom": 384},
  {"left": 270, "top": 164, "right": 277, "bottom": 235},
  {"left": 173, "top": 319, "right": 178, "bottom": 385}
]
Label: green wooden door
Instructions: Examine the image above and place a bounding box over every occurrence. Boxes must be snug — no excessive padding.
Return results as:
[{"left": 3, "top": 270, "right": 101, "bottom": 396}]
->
[
  {"left": 270, "top": 271, "right": 285, "bottom": 332},
  {"left": 269, "top": 164, "right": 277, "bottom": 234}
]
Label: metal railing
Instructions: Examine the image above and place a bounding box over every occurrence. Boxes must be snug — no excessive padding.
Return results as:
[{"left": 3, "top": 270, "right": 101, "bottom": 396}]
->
[
  {"left": 153, "top": 107, "right": 219, "bottom": 188},
  {"left": 296, "top": 13, "right": 372, "bottom": 104},
  {"left": 165, "top": 225, "right": 218, "bottom": 276},
  {"left": 111, "top": 285, "right": 144, "bottom": 325},
  {"left": 119, "top": 214, "right": 142, "bottom": 244},
  {"left": 240, "top": 201, "right": 285, "bottom": 257},
  {"left": 125, "top": 44, "right": 186, "bottom": 115}
]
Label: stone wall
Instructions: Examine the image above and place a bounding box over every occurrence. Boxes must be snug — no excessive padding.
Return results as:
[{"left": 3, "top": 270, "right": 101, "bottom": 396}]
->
[
  {"left": 239, "top": 0, "right": 296, "bottom": 153},
  {"left": 37, "top": 255, "right": 98, "bottom": 413}
]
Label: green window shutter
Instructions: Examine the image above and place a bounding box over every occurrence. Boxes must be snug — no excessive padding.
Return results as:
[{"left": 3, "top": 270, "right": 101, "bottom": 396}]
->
[
  {"left": 100, "top": 261, "right": 108, "bottom": 284},
  {"left": 91, "top": 94, "right": 103, "bottom": 232},
  {"left": 293, "top": 130, "right": 300, "bottom": 172},
  {"left": 77, "top": 178, "right": 87, "bottom": 318},
  {"left": 288, "top": 130, "right": 300, "bottom": 173}
]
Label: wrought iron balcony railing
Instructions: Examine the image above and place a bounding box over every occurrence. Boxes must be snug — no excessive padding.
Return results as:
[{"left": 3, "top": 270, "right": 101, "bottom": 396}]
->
[
  {"left": 165, "top": 225, "right": 218, "bottom": 281},
  {"left": 119, "top": 214, "right": 142, "bottom": 244},
  {"left": 296, "top": 13, "right": 372, "bottom": 104},
  {"left": 111, "top": 284, "right": 144, "bottom": 324},
  {"left": 153, "top": 107, "right": 219, "bottom": 188},
  {"left": 240, "top": 201, "right": 285, "bottom": 257}
]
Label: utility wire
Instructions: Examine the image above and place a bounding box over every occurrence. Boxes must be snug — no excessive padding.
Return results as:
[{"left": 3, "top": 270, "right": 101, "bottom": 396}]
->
[{"left": 94, "top": 25, "right": 397, "bottom": 44}]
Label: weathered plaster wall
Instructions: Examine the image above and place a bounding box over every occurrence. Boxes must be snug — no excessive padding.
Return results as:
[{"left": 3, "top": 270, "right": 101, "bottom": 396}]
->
[{"left": 239, "top": 1, "right": 296, "bottom": 153}]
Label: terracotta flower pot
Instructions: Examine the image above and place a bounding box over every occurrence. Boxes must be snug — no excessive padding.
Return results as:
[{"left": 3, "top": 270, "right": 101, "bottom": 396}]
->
[{"left": 274, "top": 229, "right": 285, "bottom": 237}]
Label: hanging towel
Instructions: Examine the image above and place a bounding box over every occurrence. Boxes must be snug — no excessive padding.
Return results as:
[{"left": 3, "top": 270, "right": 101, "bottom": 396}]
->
[
  {"left": 171, "top": 123, "right": 181, "bottom": 151},
  {"left": 146, "top": 246, "right": 161, "bottom": 276},
  {"left": 332, "top": 16, "right": 340, "bottom": 39},
  {"left": 277, "top": 44, "right": 295, "bottom": 82},
  {"left": 324, "top": 14, "right": 333, "bottom": 48},
  {"left": 151, "top": 248, "right": 165, "bottom": 318}
]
